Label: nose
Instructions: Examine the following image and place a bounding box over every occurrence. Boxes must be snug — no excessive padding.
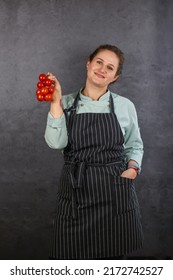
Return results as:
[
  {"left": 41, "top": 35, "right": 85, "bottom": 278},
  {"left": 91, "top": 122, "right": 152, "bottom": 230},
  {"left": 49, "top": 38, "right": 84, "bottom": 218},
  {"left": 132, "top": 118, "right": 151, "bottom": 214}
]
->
[
  {"left": 100, "top": 65, "right": 106, "bottom": 73},
  {"left": 99, "top": 64, "right": 107, "bottom": 73}
]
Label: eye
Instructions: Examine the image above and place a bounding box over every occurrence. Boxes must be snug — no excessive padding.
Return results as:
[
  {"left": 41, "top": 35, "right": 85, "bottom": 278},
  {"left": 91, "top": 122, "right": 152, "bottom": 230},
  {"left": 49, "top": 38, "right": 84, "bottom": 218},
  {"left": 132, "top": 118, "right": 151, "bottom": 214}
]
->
[
  {"left": 107, "top": 66, "right": 114, "bottom": 71},
  {"left": 96, "top": 60, "right": 102, "bottom": 64}
]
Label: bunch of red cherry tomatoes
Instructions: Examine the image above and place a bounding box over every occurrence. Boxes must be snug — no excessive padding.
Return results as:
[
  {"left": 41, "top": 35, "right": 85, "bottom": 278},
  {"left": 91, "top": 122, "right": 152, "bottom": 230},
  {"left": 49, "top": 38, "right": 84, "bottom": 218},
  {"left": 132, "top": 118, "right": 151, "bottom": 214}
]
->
[{"left": 36, "top": 73, "right": 55, "bottom": 101}]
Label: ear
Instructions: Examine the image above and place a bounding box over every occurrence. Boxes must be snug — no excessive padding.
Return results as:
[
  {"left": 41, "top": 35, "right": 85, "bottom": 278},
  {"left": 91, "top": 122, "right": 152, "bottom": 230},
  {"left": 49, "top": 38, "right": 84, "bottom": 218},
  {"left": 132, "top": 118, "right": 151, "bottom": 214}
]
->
[
  {"left": 86, "top": 60, "right": 90, "bottom": 69},
  {"left": 112, "top": 75, "right": 119, "bottom": 83}
]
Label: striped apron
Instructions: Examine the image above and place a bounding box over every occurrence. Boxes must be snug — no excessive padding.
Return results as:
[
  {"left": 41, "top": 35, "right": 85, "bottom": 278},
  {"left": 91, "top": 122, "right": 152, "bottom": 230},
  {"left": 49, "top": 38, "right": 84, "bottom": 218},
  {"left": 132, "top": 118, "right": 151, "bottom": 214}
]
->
[{"left": 50, "top": 92, "right": 143, "bottom": 259}]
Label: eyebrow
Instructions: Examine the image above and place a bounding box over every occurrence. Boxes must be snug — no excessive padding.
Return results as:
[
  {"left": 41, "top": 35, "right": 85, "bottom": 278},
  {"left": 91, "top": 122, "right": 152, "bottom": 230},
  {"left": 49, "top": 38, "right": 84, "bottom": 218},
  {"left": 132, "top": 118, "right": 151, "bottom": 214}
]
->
[{"left": 96, "top": 57, "right": 115, "bottom": 68}]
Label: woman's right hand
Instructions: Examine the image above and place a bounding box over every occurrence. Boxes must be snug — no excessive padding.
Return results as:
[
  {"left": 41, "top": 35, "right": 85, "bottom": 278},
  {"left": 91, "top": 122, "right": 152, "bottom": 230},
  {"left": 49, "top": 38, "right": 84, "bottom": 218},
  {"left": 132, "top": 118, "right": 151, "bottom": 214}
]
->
[
  {"left": 47, "top": 72, "right": 62, "bottom": 103},
  {"left": 47, "top": 72, "right": 63, "bottom": 118}
]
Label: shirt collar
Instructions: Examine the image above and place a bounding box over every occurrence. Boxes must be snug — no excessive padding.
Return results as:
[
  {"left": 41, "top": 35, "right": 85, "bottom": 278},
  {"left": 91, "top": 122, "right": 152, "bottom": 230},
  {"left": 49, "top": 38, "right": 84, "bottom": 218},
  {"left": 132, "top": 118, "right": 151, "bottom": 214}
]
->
[{"left": 79, "top": 88, "right": 111, "bottom": 102}]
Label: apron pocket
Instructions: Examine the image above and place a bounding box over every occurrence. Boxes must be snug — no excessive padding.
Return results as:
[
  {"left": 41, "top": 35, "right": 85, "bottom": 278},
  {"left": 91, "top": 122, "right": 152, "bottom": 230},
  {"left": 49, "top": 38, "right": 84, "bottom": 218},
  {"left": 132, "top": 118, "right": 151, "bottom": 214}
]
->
[{"left": 112, "top": 175, "right": 139, "bottom": 215}]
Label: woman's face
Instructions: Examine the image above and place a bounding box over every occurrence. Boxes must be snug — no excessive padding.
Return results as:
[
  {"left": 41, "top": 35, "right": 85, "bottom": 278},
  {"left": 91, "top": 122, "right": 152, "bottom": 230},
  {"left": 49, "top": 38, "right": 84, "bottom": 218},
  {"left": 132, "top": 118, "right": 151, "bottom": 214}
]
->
[{"left": 86, "top": 49, "right": 120, "bottom": 88}]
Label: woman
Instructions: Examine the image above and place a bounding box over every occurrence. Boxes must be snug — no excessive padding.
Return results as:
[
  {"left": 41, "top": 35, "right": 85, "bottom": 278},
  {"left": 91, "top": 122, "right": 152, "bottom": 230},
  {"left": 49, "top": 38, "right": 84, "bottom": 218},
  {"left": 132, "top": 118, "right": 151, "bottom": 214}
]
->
[{"left": 44, "top": 44, "right": 144, "bottom": 259}]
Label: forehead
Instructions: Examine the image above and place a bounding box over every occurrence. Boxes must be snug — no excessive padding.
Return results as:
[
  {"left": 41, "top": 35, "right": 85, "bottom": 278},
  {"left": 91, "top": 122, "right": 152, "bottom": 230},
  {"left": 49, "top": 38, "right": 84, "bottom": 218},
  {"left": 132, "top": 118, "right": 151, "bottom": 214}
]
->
[{"left": 94, "top": 49, "right": 119, "bottom": 66}]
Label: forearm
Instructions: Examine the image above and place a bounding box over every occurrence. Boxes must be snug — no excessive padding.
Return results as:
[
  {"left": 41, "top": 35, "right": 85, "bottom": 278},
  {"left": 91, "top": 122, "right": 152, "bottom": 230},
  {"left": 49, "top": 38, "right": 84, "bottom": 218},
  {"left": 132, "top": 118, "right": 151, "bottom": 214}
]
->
[
  {"left": 50, "top": 100, "right": 63, "bottom": 118},
  {"left": 44, "top": 72, "right": 69, "bottom": 149}
]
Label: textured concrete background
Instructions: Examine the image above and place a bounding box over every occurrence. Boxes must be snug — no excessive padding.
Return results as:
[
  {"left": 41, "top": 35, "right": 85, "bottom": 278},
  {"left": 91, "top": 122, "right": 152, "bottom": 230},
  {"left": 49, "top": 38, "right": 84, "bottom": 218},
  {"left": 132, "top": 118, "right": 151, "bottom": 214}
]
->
[{"left": 0, "top": 0, "right": 173, "bottom": 259}]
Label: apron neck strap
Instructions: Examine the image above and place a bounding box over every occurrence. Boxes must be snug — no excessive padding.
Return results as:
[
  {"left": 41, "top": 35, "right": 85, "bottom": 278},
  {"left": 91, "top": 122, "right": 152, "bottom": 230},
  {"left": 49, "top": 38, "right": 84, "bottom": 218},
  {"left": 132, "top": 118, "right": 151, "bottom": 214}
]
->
[
  {"left": 72, "top": 92, "right": 80, "bottom": 109},
  {"left": 63, "top": 92, "right": 80, "bottom": 113},
  {"left": 109, "top": 92, "right": 114, "bottom": 114}
]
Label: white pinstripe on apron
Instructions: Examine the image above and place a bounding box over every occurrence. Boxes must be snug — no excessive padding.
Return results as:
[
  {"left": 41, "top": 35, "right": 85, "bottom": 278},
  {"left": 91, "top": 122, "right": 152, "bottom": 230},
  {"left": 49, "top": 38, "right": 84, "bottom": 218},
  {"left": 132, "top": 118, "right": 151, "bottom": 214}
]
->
[{"left": 50, "top": 92, "right": 143, "bottom": 259}]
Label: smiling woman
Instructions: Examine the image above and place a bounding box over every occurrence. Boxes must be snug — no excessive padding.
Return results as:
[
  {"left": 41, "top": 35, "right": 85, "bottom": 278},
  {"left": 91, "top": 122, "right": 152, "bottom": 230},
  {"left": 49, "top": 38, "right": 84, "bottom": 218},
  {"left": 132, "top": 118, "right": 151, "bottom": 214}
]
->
[
  {"left": 84, "top": 48, "right": 121, "bottom": 98},
  {"left": 44, "top": 44, "right": 144, "bottom": 260}
]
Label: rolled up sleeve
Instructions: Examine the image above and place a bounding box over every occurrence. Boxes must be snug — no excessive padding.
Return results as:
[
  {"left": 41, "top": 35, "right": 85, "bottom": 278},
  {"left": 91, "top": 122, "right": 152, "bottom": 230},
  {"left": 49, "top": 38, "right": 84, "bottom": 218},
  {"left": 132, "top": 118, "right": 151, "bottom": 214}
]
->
[{"left": 44, "top": 112, "right": 68, "bottom": 149}]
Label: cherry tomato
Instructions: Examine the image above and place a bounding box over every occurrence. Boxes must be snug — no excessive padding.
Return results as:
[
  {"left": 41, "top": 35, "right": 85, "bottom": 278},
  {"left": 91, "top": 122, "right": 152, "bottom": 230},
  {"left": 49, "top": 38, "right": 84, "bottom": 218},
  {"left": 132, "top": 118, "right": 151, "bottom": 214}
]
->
[
  {"left": 44, "top": 93, "right": 53, "bottom": 101},
  {"left": 40, "top": 87, "right": 49, "bottom": 95},
  {"left": 39, "top": 73, "right": 47, "bottom": 82},
  {"left": 36, "top": 88, "right": 41, "bottom": 95},
  {"left": 37, "top": 94, "right": 44, "bottom": 101},
  {"left": 44, "top": 78, "right": 52, "bottom": 87},
  {"left": 37, "top": 81, "right": 44, "bottom": 89},
  {"left": 48, "top": 86, "right": 54, "bottom": 94}
]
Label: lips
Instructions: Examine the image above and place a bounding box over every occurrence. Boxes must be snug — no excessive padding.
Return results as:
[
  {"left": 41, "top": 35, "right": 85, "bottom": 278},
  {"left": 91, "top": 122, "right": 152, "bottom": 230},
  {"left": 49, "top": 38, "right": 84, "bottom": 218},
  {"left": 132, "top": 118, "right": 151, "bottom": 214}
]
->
[{"left": 94, "top": 72, "right": 105, "bottom": 79}]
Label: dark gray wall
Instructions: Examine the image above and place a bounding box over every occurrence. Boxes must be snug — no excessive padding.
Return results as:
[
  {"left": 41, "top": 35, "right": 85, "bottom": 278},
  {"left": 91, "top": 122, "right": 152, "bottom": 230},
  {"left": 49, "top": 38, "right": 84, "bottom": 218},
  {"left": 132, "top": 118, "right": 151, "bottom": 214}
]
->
[{"left": 0, "top": 0, "right": 173, "bottom": 259}]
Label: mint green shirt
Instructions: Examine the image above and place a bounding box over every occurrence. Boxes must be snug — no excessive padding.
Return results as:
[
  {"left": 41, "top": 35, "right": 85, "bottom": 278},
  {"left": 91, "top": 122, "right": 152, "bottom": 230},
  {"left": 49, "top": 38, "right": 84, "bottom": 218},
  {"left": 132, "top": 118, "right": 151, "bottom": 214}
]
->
[{"left": 44, "top": 90, "right": 144, "bottom": 170}]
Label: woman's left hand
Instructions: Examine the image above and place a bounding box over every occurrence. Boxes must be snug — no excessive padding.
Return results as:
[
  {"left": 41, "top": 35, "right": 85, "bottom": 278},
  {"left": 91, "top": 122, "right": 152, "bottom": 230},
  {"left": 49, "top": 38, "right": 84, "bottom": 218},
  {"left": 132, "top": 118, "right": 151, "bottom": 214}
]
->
[{"left": 120, "top": 168, "right": 137, "bottom": 179}]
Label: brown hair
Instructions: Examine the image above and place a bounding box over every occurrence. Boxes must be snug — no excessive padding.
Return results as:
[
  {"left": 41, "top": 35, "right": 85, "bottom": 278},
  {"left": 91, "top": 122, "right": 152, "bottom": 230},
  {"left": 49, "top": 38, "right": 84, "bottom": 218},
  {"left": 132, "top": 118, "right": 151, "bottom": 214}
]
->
[{"left": 88, "top": 44, "right": 124, "bottom": 76}]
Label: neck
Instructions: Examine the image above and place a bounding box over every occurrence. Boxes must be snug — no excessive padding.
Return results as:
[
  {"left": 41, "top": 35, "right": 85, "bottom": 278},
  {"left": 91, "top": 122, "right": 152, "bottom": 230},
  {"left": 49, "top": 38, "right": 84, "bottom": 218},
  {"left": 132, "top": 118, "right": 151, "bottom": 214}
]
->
[{"left": 82, "top": 82, "right": 108, "bottom": 100}]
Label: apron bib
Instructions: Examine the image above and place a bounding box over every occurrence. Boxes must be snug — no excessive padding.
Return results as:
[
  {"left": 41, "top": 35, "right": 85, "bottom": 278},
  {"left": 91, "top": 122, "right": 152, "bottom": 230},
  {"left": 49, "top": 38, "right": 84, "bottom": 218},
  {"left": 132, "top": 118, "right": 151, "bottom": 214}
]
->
[{"left": 50, "top": 92, "right": 143, "bottom": 259}]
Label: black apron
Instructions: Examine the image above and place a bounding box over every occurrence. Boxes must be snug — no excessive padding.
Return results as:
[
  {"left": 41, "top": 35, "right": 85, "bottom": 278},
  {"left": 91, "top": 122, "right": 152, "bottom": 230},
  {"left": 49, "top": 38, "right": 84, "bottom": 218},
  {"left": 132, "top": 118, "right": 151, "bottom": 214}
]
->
[{"left": 50, "top": 92, "right": 143, "bottom": 259}]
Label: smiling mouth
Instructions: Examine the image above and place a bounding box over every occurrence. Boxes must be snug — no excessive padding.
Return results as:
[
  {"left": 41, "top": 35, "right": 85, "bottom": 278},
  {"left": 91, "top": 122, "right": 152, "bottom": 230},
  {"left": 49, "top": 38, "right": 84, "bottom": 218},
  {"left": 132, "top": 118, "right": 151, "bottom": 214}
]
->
[{"left": 94, "top": 72, "right": 105, "bottom": 78}]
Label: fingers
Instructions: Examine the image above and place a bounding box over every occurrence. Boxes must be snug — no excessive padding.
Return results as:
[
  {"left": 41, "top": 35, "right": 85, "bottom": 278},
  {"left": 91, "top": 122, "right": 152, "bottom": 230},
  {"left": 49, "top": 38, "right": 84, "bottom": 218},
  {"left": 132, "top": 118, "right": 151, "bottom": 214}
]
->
[
  {"left": 47, "top": 72, "right": 58, "bottom": 84},
  {"left": 47, "top": 72, "right": 54, "bottom": 79},
  {"left": 46, "top": 72, "right": 62, "bottom": 95}
]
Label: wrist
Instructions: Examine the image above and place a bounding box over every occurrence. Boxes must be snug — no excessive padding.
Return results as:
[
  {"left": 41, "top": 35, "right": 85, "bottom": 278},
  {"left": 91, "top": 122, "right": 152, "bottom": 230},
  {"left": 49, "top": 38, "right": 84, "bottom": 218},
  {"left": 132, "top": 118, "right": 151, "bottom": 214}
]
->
[
  {"left": 128, "top": 162, "right": 139, "bottom": 175},
  {"left": 50, "top": 101, "right": 63, "bottom": 118},
  {"left": 51, "top": 98, "right": 62, "bottom": 105},
  {"left": 128, "top": 166, "right": 138, "bottom": 175}
]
